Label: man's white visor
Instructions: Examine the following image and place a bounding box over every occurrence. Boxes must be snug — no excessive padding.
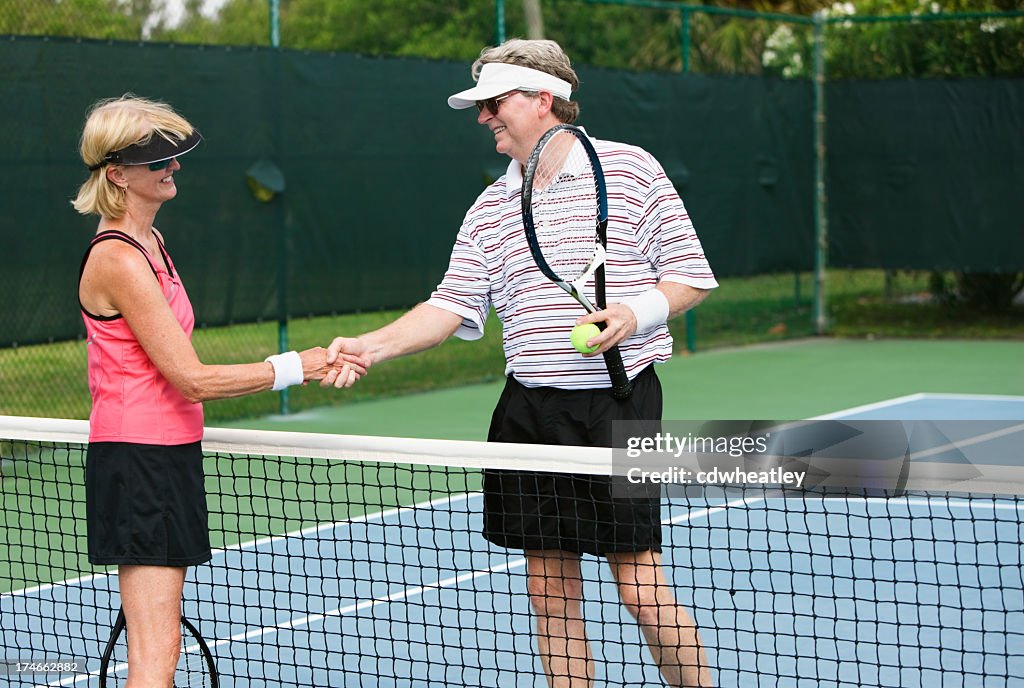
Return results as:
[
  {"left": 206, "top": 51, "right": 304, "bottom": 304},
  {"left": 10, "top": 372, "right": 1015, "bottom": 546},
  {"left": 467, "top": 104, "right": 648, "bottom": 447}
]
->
[{"left": 447, "top": 63, "right": 573, "bottom": 110}]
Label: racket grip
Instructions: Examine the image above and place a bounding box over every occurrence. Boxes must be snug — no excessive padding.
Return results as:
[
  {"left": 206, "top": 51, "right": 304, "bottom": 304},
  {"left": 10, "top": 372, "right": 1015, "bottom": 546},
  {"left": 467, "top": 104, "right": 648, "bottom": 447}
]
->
[
  {"left": 593, "top": 322, "right": 634, "bottom": 399},
  {"left": 602, "top": 347, "right": 634, "bottom": 400}
]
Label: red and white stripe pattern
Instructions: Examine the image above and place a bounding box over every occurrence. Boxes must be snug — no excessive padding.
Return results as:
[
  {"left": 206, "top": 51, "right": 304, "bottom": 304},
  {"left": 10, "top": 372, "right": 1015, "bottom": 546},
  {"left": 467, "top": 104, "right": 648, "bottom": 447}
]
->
[{"left": 427, "top": 136, "right": 718, "bottom": 390}]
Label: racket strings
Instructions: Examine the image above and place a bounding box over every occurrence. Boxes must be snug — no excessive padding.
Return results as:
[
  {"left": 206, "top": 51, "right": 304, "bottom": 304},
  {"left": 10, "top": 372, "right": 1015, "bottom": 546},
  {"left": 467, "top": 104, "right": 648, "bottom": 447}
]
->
[
  {"left": 177, "top": 634, "right": 212, "bottom": 687},
  {"left": 531, "top": 133, "right": 601, "bottom": 281}
]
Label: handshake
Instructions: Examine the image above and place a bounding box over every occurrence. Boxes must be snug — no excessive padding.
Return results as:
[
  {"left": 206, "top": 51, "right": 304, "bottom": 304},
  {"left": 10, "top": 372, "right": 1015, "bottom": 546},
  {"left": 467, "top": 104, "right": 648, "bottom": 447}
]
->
[{"left": 292, "top": 337, "right": 371, "bottom": 389}]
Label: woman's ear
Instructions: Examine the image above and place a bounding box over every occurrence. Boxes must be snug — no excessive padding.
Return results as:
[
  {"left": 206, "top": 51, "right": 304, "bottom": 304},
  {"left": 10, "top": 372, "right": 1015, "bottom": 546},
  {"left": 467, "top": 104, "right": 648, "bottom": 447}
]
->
[{"left": 106, "top": 165, "right": 127, "bottom": 189}]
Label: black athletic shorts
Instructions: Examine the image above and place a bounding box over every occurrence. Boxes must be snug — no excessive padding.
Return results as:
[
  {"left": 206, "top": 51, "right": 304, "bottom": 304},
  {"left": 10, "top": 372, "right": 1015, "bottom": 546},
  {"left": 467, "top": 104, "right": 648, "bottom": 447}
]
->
[
  {"left": 483, "top": 365, "right": 662, "bottom": 555},
  {"left": 86, "top": 441, "right": 212, "bottom": 567}
]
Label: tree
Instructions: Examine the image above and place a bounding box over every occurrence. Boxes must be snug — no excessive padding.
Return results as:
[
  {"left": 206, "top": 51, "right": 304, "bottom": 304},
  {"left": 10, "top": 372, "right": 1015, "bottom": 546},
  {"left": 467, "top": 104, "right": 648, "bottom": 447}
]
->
[
  {"left": 0, "top": 0, "right": 147, "bottom": 39},
  {"left": 523, "top": 0, "right": 545, "bottom": 39}
]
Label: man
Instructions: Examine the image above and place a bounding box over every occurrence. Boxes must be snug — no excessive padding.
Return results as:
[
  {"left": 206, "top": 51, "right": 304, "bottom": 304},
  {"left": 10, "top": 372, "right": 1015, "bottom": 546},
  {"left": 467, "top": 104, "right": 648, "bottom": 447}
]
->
[{"left": 324, "top": 39, "right": 717, "bottom": 687}]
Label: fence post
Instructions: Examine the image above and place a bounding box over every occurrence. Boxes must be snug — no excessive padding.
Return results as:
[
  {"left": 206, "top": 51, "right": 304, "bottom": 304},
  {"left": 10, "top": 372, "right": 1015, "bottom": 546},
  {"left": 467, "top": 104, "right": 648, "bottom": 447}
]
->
[
  {"left": 269, "top": 0, "right": 290, "bottom": 415},
  {"left": 680, "top": 7, "right": 691, "bottom": 74},
  {"left": 812, "top": 10, "right": 829, "bottom": 335},
  {"left": 680, "top": 6, "right": 697, "bottom": 352},
  {"left": 268, "top": 0, "right": 279, "bottom": 48},
  {"left": 496, "top": 0, "right": 506, "bottom": 43}
]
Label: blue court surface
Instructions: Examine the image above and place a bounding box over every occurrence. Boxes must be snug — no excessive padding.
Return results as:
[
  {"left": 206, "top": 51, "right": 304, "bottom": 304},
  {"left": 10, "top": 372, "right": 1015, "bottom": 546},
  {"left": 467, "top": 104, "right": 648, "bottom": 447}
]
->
[{"left": 4, "top": 393, "right": 1023, "bottom": 687}]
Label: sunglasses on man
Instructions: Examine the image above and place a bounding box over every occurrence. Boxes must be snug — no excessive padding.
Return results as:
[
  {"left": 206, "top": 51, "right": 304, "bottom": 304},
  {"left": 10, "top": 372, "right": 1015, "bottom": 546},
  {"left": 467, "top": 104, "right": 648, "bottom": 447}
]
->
[{"left": 475, "top": 90, "right": 537, "bottom": 116}]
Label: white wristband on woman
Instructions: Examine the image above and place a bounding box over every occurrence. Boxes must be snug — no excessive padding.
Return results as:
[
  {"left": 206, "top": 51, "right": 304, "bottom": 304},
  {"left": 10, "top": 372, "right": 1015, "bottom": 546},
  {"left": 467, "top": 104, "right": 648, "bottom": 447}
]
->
[
  {"left": 265, "top": 351, "right": 304, "bottom": 391},
  {"left": 621, "top": 288, "right": 670, "bottom": 334}
]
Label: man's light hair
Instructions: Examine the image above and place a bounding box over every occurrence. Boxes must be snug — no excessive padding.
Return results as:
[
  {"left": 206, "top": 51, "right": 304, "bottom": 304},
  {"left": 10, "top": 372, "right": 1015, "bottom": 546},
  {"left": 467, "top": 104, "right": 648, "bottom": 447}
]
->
[
  {"left": 473, "top": 39, "right": 581, "bottom": 124},
  {"left": 72, "top": 94, "right": 196, "bottom": 219}
]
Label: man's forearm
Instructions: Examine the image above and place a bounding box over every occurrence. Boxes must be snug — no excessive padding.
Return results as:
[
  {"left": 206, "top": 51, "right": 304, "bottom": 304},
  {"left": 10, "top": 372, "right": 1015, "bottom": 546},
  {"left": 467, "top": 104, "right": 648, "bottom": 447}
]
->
[
  {"left": 359, "top": 303, "right": 464, "bottom": 365},
  {"left": 657, "top": 282, "right": 710, "bottom": 320}
]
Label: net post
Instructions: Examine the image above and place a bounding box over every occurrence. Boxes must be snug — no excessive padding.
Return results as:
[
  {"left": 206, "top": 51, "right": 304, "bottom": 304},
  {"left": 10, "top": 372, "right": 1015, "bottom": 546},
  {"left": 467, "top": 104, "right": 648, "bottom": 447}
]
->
[{"left": 812, "top": 10, "right": 829, "bottom": 335}]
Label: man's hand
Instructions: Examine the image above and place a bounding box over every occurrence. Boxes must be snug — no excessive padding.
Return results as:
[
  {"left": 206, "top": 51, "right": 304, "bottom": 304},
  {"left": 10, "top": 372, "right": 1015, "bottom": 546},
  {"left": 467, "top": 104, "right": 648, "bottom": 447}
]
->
[
  {"left": 321, "top": 337, "right": 372, "bottom": 388},
  {"left": 574, "top": 303, "right": 636, "bottom": 357},
  {"left": 575, "top": 283, "right": 711, "bottom": 356},
  {"left": 299, "top": 345, "right": 369, "bottom": 388}
]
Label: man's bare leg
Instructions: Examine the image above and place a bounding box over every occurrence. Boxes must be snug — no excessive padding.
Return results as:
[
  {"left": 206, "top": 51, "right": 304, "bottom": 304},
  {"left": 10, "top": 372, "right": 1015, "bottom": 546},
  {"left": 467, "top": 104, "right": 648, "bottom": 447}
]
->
[
  {"left": 607, "top": 550, "right": 712, "bottom": 687},
  {"left": 525, "top": 550, "right": 594, "bottom": 687}
]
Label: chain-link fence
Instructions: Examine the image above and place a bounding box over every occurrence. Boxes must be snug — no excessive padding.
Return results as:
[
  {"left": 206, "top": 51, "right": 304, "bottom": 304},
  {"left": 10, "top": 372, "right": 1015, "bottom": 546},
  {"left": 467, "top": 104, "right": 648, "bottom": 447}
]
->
[{"left": 3, "top": 1, "right": 1021, "bottom": 422}]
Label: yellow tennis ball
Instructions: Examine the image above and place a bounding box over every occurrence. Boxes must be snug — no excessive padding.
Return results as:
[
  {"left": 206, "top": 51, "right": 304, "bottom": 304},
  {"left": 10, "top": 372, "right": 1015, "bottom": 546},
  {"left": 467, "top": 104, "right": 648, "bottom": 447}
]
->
[{"left": 570, "top": 323, "right": 601, "bottom": 354}]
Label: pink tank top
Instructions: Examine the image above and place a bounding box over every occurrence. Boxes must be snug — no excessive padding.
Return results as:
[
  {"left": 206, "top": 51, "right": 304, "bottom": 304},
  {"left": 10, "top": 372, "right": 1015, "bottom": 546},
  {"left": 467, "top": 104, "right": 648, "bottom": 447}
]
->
[{"left": 79, "top": 230, "right": 204, "bottom": 444}]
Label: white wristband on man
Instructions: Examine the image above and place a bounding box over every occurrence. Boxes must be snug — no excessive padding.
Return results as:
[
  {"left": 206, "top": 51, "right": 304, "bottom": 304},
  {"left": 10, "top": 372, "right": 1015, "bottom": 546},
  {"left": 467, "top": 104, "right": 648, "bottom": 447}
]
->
[
  {"left": 265, "top": 350, "right": 304, "bottom": 391},
  {"left": 621, "top": 288, "right": 670, "bottom": 334}
]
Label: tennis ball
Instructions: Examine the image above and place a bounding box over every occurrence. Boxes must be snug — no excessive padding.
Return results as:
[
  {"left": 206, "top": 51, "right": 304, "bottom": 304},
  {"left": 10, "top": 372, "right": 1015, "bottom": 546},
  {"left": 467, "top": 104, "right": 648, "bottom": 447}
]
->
[{"left": 570, "top": 323, "right": 601, "bottom": 354}]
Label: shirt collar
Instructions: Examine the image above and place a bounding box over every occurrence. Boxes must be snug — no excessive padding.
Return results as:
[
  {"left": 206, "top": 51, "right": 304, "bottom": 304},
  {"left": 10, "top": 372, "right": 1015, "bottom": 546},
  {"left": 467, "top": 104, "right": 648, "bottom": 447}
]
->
[{"left": 501, "top": 126, "right": 590, "bottom": 199}]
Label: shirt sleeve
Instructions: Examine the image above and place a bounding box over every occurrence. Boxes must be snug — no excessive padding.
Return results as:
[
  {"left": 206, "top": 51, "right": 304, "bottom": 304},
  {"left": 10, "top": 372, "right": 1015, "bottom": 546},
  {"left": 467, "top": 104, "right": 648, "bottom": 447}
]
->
[
  {"left": 425, "top": 221, "right": 492, "bottom": 341},
  {"left": 634, "top": 153, "right": 719, "bottom": 290}
]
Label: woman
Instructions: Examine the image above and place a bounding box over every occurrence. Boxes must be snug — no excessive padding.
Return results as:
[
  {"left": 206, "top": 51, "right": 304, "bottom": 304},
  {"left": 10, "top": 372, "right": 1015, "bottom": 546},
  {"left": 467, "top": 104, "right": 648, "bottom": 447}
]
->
[{"left": 73, "top": 94, "right": 365, "bottom": 687}]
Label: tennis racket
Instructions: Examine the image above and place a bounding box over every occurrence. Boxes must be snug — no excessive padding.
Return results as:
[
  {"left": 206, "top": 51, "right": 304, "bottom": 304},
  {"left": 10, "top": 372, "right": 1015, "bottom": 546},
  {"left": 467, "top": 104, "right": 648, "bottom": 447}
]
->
[
  {"left": 99, "top": 607, "right": 218, "bottom": 687},
  {"left": 521, "top": 124, "right": 633, "bottom": 400}
]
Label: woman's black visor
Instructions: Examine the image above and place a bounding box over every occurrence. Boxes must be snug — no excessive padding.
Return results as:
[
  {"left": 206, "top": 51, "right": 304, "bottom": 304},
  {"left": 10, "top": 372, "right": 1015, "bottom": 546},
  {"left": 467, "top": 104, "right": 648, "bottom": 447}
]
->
[{"left": 88, "top": 129, "right": 202, "bottom": 172}]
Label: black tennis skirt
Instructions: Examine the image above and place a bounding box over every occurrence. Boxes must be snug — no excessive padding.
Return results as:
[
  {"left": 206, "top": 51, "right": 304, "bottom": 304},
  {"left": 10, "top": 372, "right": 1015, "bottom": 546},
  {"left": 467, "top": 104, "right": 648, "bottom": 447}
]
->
[
  {"left": 86, "top": 441, "right": 212, "bottom": 567},
  {"left": 483, "top": 366, "right": 663, "bottom": 555}
]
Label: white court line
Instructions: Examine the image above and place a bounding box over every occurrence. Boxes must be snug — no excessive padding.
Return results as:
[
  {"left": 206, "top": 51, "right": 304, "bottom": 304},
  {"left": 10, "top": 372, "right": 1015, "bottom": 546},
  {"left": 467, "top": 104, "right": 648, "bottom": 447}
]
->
[
  {"left": 209, "top": 494, "right": 764, "bottom": 645},
  {"left": 14, "top": 391, "right": 1024, "bottom": 599},
  {"left": 914, "top": 393, "right": 1024, "bottom": 403},
  {"left": 49, "top": 487, "right": 1017, "bottom": 686},
  {"left": 858, "top": 496, "right": 1022, "bottom": 512},
  {"left": 34, "top": 389, "right": 1024, "bottom": 685},
  {"left": 905, "top": 422, "right": 1024, "bottom": 461},
  {"left": 52, "top": 492, "right": 764, "bottom": 686},
  {"left": 6, "top": 491, "right": 476, "bottom": 599},
  {"left": 813, "top": 392, "right": 1024, "bottom": 420},
  {"left": 812, "top": 393, "right": 928, "bottom": 420},
  {"left": 50, "top": 551, "right": 524, "bottom": 687},
  {"left": 193, "top": 495, "right": 766, "bottom": 650},
  {"left": 45, "top": 490, "right": 482, "bottom": 686}
]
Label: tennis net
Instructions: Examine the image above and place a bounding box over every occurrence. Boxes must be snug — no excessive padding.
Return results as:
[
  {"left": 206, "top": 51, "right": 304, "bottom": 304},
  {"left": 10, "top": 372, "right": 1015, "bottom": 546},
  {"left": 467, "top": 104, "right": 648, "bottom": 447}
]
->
[{"left": 1, "top": 415, "right": 1022, "bottom": 687}]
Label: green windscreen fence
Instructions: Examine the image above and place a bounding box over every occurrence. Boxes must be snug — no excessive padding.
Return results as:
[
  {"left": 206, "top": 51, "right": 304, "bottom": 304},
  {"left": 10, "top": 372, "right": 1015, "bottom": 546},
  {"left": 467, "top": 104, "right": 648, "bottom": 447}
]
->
[
  {"left": 828, "top": 78, "right": 1024, "bottom": 272},
  {"left": 1, "top": 37, "right": 1020, "bottom": 348}
]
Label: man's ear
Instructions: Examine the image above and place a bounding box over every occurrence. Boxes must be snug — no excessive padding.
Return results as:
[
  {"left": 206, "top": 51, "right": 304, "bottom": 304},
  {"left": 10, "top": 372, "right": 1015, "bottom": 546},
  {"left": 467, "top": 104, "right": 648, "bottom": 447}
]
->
[{"left": 535, "top": 90, "right": 554, "bottom": 117}]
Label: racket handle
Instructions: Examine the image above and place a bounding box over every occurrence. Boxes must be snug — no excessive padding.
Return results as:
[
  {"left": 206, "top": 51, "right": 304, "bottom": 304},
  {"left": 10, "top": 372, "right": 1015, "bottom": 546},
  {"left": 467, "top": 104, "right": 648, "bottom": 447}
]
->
[
  {"left": 594, "top": 322, "right": 634, "bottom": 399},
  {"left": 603, "top": 348, "right": 634, "bottom": 400}
]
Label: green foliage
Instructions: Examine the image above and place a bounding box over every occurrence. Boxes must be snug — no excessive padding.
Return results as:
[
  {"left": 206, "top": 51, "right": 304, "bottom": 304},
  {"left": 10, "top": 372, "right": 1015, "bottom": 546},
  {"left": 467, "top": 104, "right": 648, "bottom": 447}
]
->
[
  {"left": 0, "top": 0, "right": 146, "bottom": 39},
  {"left": 951, "top": 272, "right": 1024, "bottom": 312},
  {"left": 157, "top": 1, "right": 270, "bottom": 46},
  {"left": 757, "top": 0, "right": 1024, "bottom": 79},
  {"left": 295, "top": 0, "right": 495, "bottom": 58},
  {"left": 3, "top": 1, "right": 1022, "bottom": 78}
]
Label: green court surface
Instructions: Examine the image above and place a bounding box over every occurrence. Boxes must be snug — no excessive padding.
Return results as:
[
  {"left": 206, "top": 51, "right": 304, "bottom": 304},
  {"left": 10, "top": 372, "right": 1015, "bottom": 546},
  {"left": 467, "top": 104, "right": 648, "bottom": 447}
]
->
[{"left": 228, "top": 338, "right": 1024, "bottom": 439}]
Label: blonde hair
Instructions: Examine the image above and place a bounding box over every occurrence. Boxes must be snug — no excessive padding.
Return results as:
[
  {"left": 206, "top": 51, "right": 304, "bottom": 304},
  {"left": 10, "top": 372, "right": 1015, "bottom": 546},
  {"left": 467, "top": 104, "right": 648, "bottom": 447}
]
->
[
  {"left": 72, "top": 94, "right": 196, "bottom": 218},
  {"left": 473, "top": 39, "right": 581, "bottom": 124}
]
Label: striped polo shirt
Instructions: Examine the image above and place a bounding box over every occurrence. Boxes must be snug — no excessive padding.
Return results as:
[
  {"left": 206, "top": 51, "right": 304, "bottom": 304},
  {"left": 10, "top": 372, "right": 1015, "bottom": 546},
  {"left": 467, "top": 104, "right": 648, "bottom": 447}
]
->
[{"left": 427, "top": 135, "right": 718, "bottom": 390}]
